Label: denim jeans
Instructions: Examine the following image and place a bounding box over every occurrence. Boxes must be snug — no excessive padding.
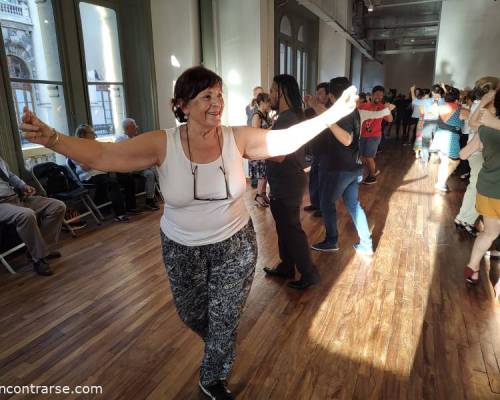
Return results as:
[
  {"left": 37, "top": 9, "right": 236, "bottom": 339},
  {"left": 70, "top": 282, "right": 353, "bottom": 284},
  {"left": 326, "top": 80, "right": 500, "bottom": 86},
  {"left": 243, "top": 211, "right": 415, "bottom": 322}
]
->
[
  {"left": 308, "top": 157, "right": 320, "bottom": 209},
  {"left": 319, "top": 169, "right": 372, "bottom": 247}
]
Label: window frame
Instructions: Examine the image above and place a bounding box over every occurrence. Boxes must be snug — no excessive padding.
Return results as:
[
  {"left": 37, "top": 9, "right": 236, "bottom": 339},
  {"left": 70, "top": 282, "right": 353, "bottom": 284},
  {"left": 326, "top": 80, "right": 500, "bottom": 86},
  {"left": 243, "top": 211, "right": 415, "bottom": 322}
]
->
[
  {"left": 74, "top": 0, "right": 128, "bottom": 140},
  {"left": 0, "top": 0, "right": 71, "bottom": 150}
]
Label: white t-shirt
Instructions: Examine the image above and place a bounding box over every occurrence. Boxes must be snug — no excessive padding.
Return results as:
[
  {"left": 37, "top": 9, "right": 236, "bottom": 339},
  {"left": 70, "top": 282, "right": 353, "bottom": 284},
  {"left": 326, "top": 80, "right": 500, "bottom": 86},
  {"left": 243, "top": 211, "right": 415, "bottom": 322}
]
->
[{"left": 157, "top": 126, "right": 249, "bottom": 246}]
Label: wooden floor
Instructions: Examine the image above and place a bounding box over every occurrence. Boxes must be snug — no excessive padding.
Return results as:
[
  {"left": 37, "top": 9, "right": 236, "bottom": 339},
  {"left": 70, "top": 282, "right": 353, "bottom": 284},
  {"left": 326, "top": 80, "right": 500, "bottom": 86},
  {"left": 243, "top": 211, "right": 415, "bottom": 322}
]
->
[{"left": 1, "top": 141, "right": 499, "bottom": 400}]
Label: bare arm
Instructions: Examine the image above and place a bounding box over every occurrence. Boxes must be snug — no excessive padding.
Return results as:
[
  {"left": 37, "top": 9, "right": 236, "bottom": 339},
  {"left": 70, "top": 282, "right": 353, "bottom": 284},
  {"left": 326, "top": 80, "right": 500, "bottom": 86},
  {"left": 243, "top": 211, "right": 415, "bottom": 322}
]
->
[
  {"left": 358, "top": 108, "right": 392, "bottom": 125},
  {"left": 410, "top": 85, "right": 417, "bottom": 101},
  {"left": 20, "top": 108, "right": 166, "bottom": 172},
  {"left": 460, "top": 133, "right": 482, "bottom": 160},
  {"left": 329, "top": 124, "right": 353, "bottom": 146},
  {"left": 251, "top": 113, "right": 261, "bottom": 129},
  {"left": 234, "top": 86, "right": 358, "bottom": 160}
]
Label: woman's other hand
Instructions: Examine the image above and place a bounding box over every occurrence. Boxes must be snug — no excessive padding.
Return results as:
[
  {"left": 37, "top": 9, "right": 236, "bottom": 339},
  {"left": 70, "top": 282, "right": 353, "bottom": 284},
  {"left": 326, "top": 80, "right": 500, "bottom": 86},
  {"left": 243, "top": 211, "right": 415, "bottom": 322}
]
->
[{"left": 20, "top": 106, "right": 55, "bottom": 147}]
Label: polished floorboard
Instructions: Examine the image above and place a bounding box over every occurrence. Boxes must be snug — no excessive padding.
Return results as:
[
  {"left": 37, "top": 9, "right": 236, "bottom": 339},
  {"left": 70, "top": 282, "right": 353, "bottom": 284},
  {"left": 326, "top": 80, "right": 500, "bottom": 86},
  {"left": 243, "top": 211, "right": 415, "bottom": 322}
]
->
[{"left": 0, "top": 141, "right": 499, "bottom": 400}]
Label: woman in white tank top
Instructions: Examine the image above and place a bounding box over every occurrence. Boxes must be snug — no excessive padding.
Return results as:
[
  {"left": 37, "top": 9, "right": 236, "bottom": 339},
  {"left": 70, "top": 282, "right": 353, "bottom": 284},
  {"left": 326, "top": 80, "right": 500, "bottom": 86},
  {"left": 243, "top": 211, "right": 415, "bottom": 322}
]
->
[{"left": 21, "top": 66, "right": 359, "bottom": 399}]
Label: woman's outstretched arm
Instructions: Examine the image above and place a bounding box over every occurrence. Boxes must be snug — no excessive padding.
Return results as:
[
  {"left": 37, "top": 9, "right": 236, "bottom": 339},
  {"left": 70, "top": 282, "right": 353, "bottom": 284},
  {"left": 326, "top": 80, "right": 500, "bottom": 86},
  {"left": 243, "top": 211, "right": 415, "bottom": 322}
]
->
[
  {"left": 20, "top": 107, "right": 166, "bottom": 173},
  {"left": 235, "top": 86, "right": 358, "bottom": 160}
]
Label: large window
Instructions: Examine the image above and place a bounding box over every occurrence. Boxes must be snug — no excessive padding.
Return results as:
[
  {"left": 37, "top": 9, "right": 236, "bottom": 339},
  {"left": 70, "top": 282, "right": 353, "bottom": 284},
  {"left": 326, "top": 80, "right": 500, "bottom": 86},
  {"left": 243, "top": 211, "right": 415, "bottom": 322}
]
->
[
  {"left": 79, "top": 2, "right": 126, "bottom": 138},
  {"left": 275, "top": 1, "right": 318, "bottom": 96},
  {"left": 0, "top": 0, "right": 68, "bottom": 148}
]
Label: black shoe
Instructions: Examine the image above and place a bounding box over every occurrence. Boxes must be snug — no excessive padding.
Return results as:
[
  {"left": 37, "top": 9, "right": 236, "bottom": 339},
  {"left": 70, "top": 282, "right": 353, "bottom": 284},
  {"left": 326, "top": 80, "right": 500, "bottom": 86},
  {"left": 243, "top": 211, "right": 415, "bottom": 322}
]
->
[
  {"left": 263, "top": 266, "right": 294, "bottom": 279},
  {"left": 145, "top": 199, "right": 160, "bottom": 211},
  {"left": 287, "top": 274, "right": 320, "bottom": 290},
  {"left": 303, "top": 205, "right": 317, "bottom": 212},
  {"left": 46, "top": 251, "right": 62, "bottom": 260},
  {"left": 199, "top": 380, "right": 233, "bottom": 400},
  {"left": 311, "top": 241, "right": 339, "bottom": 252},
  {"left": 33, "top": 259, "right": 53, "bottom": 276},
  {"left": 363, "top": 176, "right": 377, "bottom": 185},
  {"left": 126, "top": 208, "right": 143, "bottom": 215},
  {"left": 313, "top": 210, "right": 322, "bottom": 218},
  {"left": 114, "top": 214, "right": 130, "bottom": 222}
]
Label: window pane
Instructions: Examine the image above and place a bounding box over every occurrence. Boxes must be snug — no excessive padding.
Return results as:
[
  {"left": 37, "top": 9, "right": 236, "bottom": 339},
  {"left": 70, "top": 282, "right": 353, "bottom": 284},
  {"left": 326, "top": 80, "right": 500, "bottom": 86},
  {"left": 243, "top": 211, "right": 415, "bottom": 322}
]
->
[
  {"left": 88, "top": 84, "right": 126, "bottom": 137},
  {"left": 279, "top": 16, "right": 291, "bottom": 36},
  {"left": 297, "top": 50, "right": 302, "bottom": 88},
  {"left": 280, "top": 42, "right": 285, "bottom": 75},
  {"left": 303, "top": 51, "right": 308, "bottom": 92},
  {"left": 11, "top": 82, "right": 68, "bottom": 147},
  {"left": 298, "top": 26, "right": 304, "bottom": 42},
  {"left": 1, "top": 0, "right": 62, "bottom": 81},
  {"left": 287, "top": 45, "right": 293, "bottom": 75},
  {"left": 79, "top": 2, "right": 123, "bottom": 83}
]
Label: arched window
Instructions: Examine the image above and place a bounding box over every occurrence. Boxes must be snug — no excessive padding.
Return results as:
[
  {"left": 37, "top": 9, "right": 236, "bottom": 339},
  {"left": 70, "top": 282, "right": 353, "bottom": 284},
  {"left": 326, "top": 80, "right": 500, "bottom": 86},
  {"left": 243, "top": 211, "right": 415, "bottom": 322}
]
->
[
  {"left": 7, "top": 55, "right": 31, "bottom": 79},
  {"left": 280, "top": 16, "right": 292, "bottom": 36},
  {"left": 297, "top": 25, "right": 304, "bottom": 42}
]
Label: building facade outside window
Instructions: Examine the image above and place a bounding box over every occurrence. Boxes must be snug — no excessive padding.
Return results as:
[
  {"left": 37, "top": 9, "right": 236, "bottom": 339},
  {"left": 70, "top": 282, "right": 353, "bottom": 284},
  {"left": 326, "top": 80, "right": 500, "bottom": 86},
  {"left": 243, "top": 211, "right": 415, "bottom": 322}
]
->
[
  {"left": 79, "top": 2, "right": 126, "bottom": 138},
  {"left": 0, "top": 0, "right": 68, "bottom": 148}
]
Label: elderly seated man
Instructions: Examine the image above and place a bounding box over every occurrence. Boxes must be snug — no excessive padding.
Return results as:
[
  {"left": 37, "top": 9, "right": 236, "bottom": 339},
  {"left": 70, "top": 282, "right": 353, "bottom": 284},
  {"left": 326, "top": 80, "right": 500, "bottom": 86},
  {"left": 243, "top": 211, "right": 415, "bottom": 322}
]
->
[
  {"left": 115, "top": 118, "right": 160, "bottom": 210},
  {"left": 74, "top": 124, "right": 140, "bottom": 222},
  {"left": 0, "top": 156, "right": 65, "bottom": 276}
]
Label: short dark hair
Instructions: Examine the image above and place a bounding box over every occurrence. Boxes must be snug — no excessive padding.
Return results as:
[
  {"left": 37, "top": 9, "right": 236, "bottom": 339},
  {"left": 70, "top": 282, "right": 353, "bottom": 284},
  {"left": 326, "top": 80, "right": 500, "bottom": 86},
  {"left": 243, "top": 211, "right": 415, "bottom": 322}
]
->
[
  {"left": 329, "top": 77, "right": 351, "bottom": 99},
  {"left": 171, "top": 66, "right": 223, "bottom": 123},
  {"left": 255, "top": 92, "right": 270, "bottom": 105},
  {"left": 421, "top": 88, "right": 431, "bottom": 96},
  {"left": 372, "top": 85, "right": 385, "bottom": 94},
  {"left": 444, "top": 86, "right": 460, "bottom": 102},
  {"left": 316, "top": 82, "right": 329, "bottom": 93},
  {"left": 431, "top": 84, "right": 445, "bottom": 96},
  {"left": 75, "top": 124, "right": 92, "bottom": 138}
]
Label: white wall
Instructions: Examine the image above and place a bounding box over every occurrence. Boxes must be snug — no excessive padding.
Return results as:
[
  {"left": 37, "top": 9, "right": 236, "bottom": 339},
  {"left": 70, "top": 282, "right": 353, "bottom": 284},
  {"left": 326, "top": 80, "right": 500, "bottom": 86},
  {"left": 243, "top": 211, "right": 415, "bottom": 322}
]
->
[
  {"left": 362, "top": 60, "right": 384, "bottom": 93},
  {"left": 350, "top": 46, "right": 362, "bottom": 90},
  {"left": 215, "top": 0, "right": 267, "bottom": 126},
  {"left": 151, "top": 0, "right": 200, "bottom": 128},
  {"left": 318, "top": 20, "right": 350, "bottom": 83},
  {"left": 384, "top": 52, "right": 435, "bottom": 95},
  {"left": 435, "top": 0, "right": 500, "bottom": 89}
]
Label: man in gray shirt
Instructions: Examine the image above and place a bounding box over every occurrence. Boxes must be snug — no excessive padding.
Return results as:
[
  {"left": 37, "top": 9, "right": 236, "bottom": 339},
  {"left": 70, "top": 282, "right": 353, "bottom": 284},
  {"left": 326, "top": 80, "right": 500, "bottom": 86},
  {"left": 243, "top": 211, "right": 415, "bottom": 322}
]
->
[
  {"left": 0, "top": 156, "right": 66, "bottom": 275},
  {"left": 115, "top": 118, "right": 159, "bottom": 210}
]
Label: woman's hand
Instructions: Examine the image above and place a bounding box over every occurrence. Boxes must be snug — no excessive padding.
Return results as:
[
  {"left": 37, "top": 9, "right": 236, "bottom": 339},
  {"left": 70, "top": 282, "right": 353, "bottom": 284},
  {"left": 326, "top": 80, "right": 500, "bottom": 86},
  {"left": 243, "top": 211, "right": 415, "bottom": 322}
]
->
[
  {"left": 322, "top": 86, "right": 358, "bottom": 125},
  {"left": 479, "top": 90, "right": 496, "bottom": 107},
  {"left": 20, "top": 106, "right": 56, "bottom": 147},
  {"left": 386, "top": 103, "right": 396, "bottom": 112}
]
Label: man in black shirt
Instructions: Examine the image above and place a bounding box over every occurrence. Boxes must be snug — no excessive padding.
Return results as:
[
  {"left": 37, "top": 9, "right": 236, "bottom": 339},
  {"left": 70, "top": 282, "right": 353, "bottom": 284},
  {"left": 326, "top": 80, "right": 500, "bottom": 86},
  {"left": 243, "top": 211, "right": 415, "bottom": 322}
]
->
[
  {"left": 310, "top": 77, "right": 373, "bottom": 255},
  {"left": 263, "top": 74, "right": 320, "bottom": 290},
  {"left": 303, "top": 82, "right": 331, "bottom": 216}
]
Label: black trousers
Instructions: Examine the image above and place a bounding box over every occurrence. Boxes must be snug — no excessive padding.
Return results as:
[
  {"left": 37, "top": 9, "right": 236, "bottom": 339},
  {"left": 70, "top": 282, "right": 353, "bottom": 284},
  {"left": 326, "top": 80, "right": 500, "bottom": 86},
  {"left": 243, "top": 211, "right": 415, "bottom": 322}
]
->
[
  {"left": 405, "top": 117, "right": 419, "bottom": 143},
  {"left": 86, "top": 173, "right": 136, "bottom": 216},
  {"left": 270, "top": 197, "right": 315, "bottom": 280}
]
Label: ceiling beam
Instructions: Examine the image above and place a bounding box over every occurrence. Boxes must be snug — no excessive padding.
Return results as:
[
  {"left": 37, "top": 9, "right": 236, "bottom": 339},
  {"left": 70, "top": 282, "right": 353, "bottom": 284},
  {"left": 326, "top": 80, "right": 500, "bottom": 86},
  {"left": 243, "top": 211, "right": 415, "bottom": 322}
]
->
[
  {"left": 364, "top": 14, "right": 440, "bottom": 29},
  {"left": 367, "top": 26, "right": 438, "bottom": 40},
  {"left": 376, "top": 0, "right": 442, "bottom": 9},
  {"left": 297, "top": 0, "right": 377, "bottom": 61},
  {"left": 377, "top": 47, "right": 436, "bottom": 55}
]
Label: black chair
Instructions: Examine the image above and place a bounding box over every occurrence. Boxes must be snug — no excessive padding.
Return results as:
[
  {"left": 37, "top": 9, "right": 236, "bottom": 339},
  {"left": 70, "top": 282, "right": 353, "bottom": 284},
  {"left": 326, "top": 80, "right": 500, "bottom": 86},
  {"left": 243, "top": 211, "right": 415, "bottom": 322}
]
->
[
  {"left": 66, "top": 159, "right": 107, "bottom": 220},
  {"left": 0, "top": 223, "right": 25, "bottom": 274},
  {"left": 31, "top": 162, "right": 101, "bottom": 237}
]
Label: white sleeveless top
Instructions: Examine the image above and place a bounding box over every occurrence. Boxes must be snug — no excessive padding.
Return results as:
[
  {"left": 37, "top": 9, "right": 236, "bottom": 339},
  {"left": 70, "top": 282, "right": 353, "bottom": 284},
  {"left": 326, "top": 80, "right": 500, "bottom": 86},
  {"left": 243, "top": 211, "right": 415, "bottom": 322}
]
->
[{"left": 157, "top": 126, "right": 249, "bottom": 246}]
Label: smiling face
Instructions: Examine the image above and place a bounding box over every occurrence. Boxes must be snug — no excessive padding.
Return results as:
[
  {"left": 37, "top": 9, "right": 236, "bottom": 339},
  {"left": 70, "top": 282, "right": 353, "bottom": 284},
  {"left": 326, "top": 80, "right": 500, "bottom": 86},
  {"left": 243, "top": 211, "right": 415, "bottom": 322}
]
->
[
  {"left": 182, "top": 84, "right": 224, "bottom": 129},
  {"left": 372, "top": 90, "right": 384, "bottom": 104}
]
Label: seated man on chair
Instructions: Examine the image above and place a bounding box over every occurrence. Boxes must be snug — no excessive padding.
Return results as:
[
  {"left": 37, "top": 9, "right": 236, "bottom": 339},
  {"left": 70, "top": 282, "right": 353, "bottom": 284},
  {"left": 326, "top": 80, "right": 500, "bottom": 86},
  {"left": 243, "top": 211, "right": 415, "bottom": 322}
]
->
[
  {"left": 115, "top": 118, "right": 160, "bottom": 210},
  {"left": 0, "top": 156, "right": 65, "bottom": 276},
  {"left": 75, "top": 124, "right": 141, "bottom": 222}
]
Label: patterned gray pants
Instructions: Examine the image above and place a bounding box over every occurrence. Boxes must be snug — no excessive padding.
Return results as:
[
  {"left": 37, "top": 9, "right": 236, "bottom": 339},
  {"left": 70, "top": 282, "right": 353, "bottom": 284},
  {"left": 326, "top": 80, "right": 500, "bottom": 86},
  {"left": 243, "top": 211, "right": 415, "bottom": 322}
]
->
[{"left": 161, "top": 222, "right": 257, "bottom": 386}]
